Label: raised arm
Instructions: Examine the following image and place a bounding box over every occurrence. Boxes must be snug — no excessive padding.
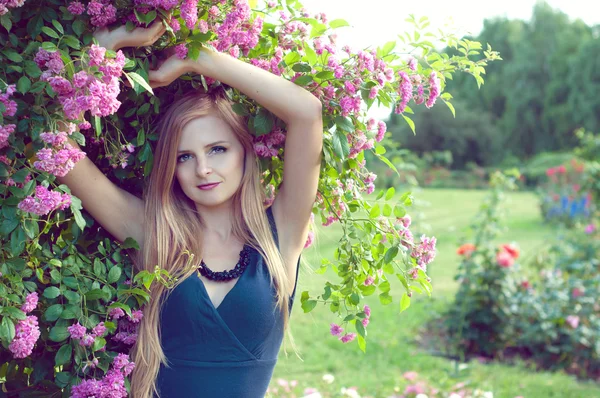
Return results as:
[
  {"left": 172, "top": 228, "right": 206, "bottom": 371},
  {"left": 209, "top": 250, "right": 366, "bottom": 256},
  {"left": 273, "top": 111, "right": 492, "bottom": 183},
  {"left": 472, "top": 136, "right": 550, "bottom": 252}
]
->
[
  {"left": 56, "top": 22, "right": 168, "bottom": 250},
  {"left": 148, "top": 48, "right": 323, "bottom": 257}
]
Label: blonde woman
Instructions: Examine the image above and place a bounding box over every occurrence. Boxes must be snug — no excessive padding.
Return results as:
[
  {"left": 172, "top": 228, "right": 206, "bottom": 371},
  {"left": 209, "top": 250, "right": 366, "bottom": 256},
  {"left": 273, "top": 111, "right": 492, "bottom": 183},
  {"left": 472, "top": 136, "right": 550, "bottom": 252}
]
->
[{"left": 59, "top": 23, "right": 323, "bottom": 397}]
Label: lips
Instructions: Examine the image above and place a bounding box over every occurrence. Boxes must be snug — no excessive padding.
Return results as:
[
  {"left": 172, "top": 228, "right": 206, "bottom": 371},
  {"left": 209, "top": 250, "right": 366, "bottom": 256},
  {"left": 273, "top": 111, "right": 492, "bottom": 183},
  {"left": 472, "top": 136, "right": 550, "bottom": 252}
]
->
[{"left": 197, "top": 182, "right": 221, "bottom": 190}]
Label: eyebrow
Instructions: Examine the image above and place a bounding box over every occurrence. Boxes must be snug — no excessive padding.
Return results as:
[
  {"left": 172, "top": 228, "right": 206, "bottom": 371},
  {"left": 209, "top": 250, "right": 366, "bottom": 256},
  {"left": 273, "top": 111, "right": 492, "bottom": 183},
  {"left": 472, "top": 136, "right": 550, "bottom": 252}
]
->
[{"left": 177, "top": 141, "right": 229, "bottom": 154}]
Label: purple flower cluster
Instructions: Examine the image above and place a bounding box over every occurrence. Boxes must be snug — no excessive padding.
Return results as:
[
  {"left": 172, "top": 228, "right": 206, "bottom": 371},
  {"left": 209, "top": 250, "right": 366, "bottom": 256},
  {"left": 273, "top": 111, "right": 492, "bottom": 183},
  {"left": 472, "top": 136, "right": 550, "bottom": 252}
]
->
[
  {"left": 329, "top": 304, "right": 370, "bottom": 344},
  {"left": 87, "top": 0, "right": 117, "bottom": 27},
  {"left": 21, "top": 292, "right": 39, "bottom": 313},
  {"left": 67, "top": 1, "right": 85, "bottom": 15},
  {"left": 68, "top": 321, "right": 107, "bottom": 347},
  {"left": 71, "top": 353, "right": 135, "bottom": 398},
  {"left": 110, "top": 308, "right": 143, "bottom": 345},
  {"left": 174, "top": 43, "right": 188, "bottom": 59},
  {"left": 36, "top": 45, "right": 126, "bottom": 120},
  {"left": 395, "top": 71, "right": 413, "bottom": 114},
  {"left": 0, "top": 84, "right": 17, "bottom": 117},
  {"left": 180, "top": 0, "right": 199, "bottom": 29},
  {"left": 210, "top": 0, "right": 263, "bottom": 56},
  {"left": 0, "top": 124, "right": 15, "bottom": 150},
  {"left": 133, "top": 0, "right": 179, "bottom": 10},
  {"left": 0, "top": 0, "right": 26, "bottom": 16},
  {"left": 9, "top": 315, "right": 41, "bottom": 358},
  {"left": 411, "top": 234, "right": 437, "bottom": 274},
  {"left": 17, "top": 185, "right": 72, "bottom": 216},
  {"left": 426, "top": 71, "right": 441, "bottom": 108},
  {"left": 253, "top": 127, "right": 286, "bottom": 158},
  {"left": 34, "top": 126, "right": 86, "bottom": 178}
]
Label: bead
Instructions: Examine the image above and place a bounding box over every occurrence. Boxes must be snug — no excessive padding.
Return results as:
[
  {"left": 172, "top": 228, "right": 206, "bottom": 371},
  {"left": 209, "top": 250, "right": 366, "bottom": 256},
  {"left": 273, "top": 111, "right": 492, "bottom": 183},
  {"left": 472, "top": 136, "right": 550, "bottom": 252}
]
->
[{"left": 198, "top": 245, "right": 252, "bottom": 282}]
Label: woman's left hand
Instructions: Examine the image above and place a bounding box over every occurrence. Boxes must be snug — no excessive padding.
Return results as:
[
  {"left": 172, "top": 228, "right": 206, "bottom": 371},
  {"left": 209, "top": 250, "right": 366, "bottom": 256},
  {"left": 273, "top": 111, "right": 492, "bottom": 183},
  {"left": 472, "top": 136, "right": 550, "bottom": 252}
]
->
[{"left": 147, "top": 53, "right": 193, "bottom": 89}]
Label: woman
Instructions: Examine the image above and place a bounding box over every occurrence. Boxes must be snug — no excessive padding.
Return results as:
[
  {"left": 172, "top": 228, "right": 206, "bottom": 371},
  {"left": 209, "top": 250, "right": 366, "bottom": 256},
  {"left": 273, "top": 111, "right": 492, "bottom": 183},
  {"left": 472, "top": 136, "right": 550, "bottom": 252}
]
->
[{"left": 59, "top": 21, "right": 323, "bottom": 397}]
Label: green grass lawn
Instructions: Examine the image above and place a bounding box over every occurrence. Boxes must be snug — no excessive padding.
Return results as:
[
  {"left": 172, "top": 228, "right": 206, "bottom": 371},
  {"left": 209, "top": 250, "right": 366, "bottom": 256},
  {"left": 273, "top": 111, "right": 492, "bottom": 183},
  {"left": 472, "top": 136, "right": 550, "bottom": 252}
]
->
[{"left": 272, "top": 188, "right": 600, "bottom": 398}]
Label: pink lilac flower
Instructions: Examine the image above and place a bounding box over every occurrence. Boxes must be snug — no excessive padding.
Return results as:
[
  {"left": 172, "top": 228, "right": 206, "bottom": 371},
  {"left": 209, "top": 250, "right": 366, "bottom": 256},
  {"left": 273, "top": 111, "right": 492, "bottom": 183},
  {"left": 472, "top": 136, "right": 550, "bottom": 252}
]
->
[
  {"left": 0, "top": 84, "right": 17, "bottom": 117},
  {"left": 330, "top": 323, "right": 343, "bottom": 336},
  {"left": 411, "top": 235, "right": 437, "bottom": 270},
  {"left": 71, "top": 354, "right": 135, "bottom": 397},
  {"left": 92, "top": 322, "right": 106, "bottom": 337},
  {"left": 364, "top": 305, "right": 371, "bottom": 317},
  {"left": 304, "top": 230, "right": 314, "bottom": 248},
  {"left": 566, "top": 315, "right": 579, "bottom": 329},
  {"left": 175, "top": 43, "right": 188, "bottom": 59},
  {"left": 364, "top": 276, "right": 374, "bottom": 286},
  {"left": 68, "top": 322, "right": 87, "bottom": 340},
  {"left": 169, "top": 18, "right": 181, "bottom": 32},
  {"left": 18, "top": 185, "right": 72, "bottom": 216},
  {"left": 403, "top": 371, "right": 419, "bottom": 381},
  {"left": 21, "top": 292, "right": 39, "bottom": 313},
  {"left": 395, "top": 71, "right": 413, "bottom": 114},
  {"left": 426, "top": 71, "right": 441, "bottom": 108},
  {"left": 339, "top": 333, "right": 356, "bottom": 343},
  {"left": 80, "top": 334, "right": 95, "bottom": 347},
  {"left": 408, "top": 57, "right": 418, "bottom": 71},
  {"left": 0, "top": 124, "right": 16, "bottom": 149},
  {"left": 361, "top": 318, "right": 369, "bottom": 327},
  {"left": 368, "top": 86, "right": 378, "bottom": 99},
  {"left": 376, "top": 121, "right": 386, "bottom": 142},
  {"left": 67, "top": 1, "right": 85, "bottom": 15},
  {"left": 584, "top": 224, "right": 596, "bottom": 234},
  {"left": 253, "top": 127, "right": 286, "bottom": 158},
  {"left": 33, "top": 145, "right": 86, "bottom": 178},
  {"left": 180, "top": 0, "right": 199, "bottom": 29},
  {"left": 572, "top": 287, "right": 584, "bottom": 298},
  {"left": 128, "top": 310, "right": 143, "bottom": 323},
  {"left": 9, "top": 316, "right": 41, "bottom": 358},
  {"left": 87, "top": 0, "right": 117, "bottom": 27},
  {"left": 198, "top": 19, "right": 209, "bottom": 34}
]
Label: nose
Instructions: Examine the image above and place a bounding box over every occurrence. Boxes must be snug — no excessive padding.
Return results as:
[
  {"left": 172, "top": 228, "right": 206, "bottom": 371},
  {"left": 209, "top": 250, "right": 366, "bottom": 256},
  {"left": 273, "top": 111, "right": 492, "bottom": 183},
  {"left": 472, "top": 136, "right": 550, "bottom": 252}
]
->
[{"left": 195, "top": 156, "right": 212, "bottom": 176}]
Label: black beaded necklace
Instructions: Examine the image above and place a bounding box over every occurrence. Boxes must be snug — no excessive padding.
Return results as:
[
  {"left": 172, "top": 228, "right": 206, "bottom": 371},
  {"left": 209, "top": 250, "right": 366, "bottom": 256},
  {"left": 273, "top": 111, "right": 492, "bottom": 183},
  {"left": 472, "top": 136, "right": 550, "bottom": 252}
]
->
[{"left": 197, "top": 244, "right": 253, "bottom": 282}]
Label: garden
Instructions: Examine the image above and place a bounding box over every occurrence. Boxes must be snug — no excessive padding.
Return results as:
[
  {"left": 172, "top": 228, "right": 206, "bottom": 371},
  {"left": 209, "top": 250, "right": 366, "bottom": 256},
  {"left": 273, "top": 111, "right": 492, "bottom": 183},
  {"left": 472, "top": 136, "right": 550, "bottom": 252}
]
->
[{"left": 0, "top": 0, "right": 598, "bottom": 397}]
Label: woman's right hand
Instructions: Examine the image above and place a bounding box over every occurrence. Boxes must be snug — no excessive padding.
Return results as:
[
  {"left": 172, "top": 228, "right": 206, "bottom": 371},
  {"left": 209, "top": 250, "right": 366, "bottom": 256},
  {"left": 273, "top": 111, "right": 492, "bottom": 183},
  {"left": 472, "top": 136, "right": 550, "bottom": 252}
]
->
[{"left": 93, "top": 20, "right": 167, "bottom": 52}]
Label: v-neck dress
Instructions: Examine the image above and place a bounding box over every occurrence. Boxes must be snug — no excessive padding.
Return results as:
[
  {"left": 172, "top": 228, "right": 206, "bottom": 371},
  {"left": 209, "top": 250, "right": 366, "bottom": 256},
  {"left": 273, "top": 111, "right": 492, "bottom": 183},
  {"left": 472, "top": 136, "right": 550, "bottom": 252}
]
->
[{"left": 155, "top": 207, "right": 300, "bottom": 398}]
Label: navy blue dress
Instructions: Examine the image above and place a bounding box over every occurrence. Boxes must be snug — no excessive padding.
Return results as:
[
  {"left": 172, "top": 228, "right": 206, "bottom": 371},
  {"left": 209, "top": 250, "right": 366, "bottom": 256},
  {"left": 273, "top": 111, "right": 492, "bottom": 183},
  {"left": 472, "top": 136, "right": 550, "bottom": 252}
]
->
[{"left": 156, "top": 207, "right": 300, "bottom": 398}]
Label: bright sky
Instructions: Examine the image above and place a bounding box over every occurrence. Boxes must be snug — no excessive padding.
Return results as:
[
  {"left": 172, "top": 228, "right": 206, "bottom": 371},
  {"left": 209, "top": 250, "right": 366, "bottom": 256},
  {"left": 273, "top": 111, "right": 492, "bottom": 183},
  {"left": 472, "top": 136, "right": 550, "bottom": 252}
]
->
[{"left": 300, "top": 0, "right": 598, "bottom": 49}]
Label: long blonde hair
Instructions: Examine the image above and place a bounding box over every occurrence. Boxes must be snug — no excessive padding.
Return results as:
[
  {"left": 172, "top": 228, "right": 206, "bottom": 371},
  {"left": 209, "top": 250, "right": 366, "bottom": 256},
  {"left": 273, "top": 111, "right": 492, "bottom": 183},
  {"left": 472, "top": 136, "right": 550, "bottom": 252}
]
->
[{"left": 129, "top": 89, "right": 293, "bottom": 398}]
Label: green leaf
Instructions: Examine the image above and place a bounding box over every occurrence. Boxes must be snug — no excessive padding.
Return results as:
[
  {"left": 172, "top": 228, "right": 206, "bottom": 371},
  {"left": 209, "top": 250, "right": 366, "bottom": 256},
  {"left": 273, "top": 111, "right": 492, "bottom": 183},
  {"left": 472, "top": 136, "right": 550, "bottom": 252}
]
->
[
  {"left": 85, "top": 289, "right": 107, "bottom": 301},
  {"left": 384, "top": 246, "right": 399, "bottom": 264},
  {"left": 385, "top": 187, "right": 395, "bottom": 200},
  {"left": 17, "top": 76, "right": 31, "bottom": 94},
  {"left": 41, "top": 42, "right": 58, "bottom": 52},
  {"left": 379, "top": 292, "right": 392, "bottom": 305},
  {"left": 355, "top": 319, "right": 366, "bottom": 338},
  {"left": 63, "top": 35, "right": 80, "bottom": 49},
  {"left": 72, "top": 20, "right": 86, "bottom": 36},
  {"left": 334, "top": 116, "right": 355, "bottom": 133},
  {"left": 0, "top": 317, "right": 15, "bottom": 343},
  {"left": 294, "top": 75, "right": 314, "bottom": 86},
  {"left": 3, "top": 307, "right": 26, "bottom": 320},
  {"left": 332, "top": 130, "right": 350, "bottom": 159},
  {"left": 357, "top": 334, "right": 367, "bottom": 353},
  {"left": 383, "top": 203, "right": 392, "bottom": 217},
  {"left": 41, "top": 26, "right": 59, "bottom": 39},
  {"left": 253, "top": 108, "right": 273, "bottom": 136},
  {"left": 444, "top": 100, "right": 456, "bottom": 118},
  {"left": 127, "top": 72, "right": 154, "bottom": 95},
  {"left": 400, "top": 293, "right": 411, "bottom": 312},
  {"left": 369, "top": 204, "right": 380, "bottom": 218},
  {"left": 402, "top": 114, "right": 416, "bottom": 135},
  {"left": 63, "top": 290, "right": 81, "bottom": 303},
  {"left": 3, "top": 50, "right": 22, "bottom": 63},
  {"left": 55, "top": 344, "right": 72, "bottom": 366},
  {"left": 394, "top": 205, "right": 406, "bottom": 218},
  {"left": 1, "top": 14, "right": 12, "bottom": 32},
  {"left": 107, "top": 266, "right": 122, "bottom": 284},
  {"left": 51, "top": 19, "right": 64, "bottom": 35},
  {"left": 43, "top": 286, "right": 61, "bottom": 299},
  {"left": 231, "top": 103, "right": 248, "bottom": 116},
  {"left": 44, "top": 304, "right": 64, "bottom": 322},
  {"left": 301, "top": 299, "right": 317, "bottom": 313},
  {"left": 55, "top": 371, "right": 71, "bottom": 388},
  {"left": 0, "top": 218, "right": 19, "bottom": 235},
  {"left": 292, "top": 63, "right": 312, "bottom": 73},
  {"left": 92, "top": 336, "right": 106, "bottom": 352},
  {"left": 329, "top": 19, "right": 350, "bottom": 29},
  {"left": 49, "top": 326, "right": 70, "bottom": 342}
]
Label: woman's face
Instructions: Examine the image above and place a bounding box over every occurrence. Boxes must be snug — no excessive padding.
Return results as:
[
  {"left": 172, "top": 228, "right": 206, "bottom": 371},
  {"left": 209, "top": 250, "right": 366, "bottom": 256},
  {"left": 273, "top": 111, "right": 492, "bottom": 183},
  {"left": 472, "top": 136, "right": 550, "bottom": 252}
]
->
[{"left": 174, "top": 115, "right": 245, "bottom": 210}]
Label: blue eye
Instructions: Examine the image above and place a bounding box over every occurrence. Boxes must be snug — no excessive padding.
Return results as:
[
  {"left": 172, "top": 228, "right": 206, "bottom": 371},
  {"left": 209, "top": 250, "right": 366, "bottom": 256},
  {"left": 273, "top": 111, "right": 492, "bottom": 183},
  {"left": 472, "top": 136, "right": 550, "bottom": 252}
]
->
[
  {"left": 211, "top": 146, "right": 227, "bottom": 154},
  {"left": 177, "top": 154, "right": 191, "bottom": 163}
]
